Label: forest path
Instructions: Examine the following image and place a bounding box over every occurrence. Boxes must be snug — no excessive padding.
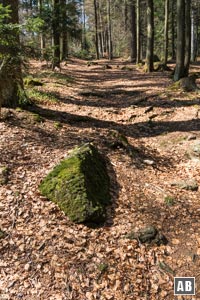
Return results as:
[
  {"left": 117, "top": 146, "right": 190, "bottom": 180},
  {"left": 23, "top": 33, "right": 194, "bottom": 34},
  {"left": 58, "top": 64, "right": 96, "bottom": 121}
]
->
[{"left": 1, "top": 59, "right": 200, "bottom": 299}]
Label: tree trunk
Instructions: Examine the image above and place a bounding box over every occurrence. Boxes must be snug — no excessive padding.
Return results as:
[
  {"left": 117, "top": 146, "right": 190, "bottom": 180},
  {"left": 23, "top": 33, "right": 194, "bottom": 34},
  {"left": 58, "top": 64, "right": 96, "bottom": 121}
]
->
[
  {"left": 98, "top": 2, "right": 104, "bottom": 58},
  {"left": 0, "top": 0, "right": 24, "bottom": 108},
  {"left": 52, "top": 0, "right": 60, "bottom": 69},
  {"left": 60, "top": 0, "right": 68, "bottom": 60},
  {"left": 107, "top": 0, "right": 112, "bottom": 60},
  {"left": 94, "top": 0, "right": 99, "bottom": 59},
  {"left": 171, "top": 0, "right": 176, "bottom": 59},
  {"left": 136, "top": 0, "right": 141, "bottom": 64},
  {"left": 81, "top": 0, "right": 87, "bottom": 50},
  {"left": 130, "top": 2, "right": 136, "bottom": 62},
  {"left": 146, "top": 0, "right": 154, "bottom": 72},
  {"left": 191, "top": 6, "right": 195, "bottom": 62},
  {"left": 164, "top": 0, "right": 169, "bottom": 65},
  {"left": 174, "top": 0, "right": 185, "bottom": 81},
  {"left": 124, "top": 0, "right": 128, "bottom": 31},
  {"left": 184, "top": 0, "right": 191, "bottom": 76},
  {"left": 38, "top": 0, "right": 45, "bottom": 59}
]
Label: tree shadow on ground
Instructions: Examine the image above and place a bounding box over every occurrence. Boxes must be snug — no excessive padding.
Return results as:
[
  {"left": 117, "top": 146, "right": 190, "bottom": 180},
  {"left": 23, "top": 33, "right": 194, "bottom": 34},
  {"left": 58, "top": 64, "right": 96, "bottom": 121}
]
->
[{"left": 33, "top": 84, "right": 200, "bottom": 110}]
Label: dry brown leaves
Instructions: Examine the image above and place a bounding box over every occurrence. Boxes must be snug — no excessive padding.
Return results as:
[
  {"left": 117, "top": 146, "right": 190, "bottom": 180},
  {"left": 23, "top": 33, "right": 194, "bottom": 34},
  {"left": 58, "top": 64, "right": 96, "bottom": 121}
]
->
[{"left": 1, "top": 59, "right": 200, "bottom": 299}]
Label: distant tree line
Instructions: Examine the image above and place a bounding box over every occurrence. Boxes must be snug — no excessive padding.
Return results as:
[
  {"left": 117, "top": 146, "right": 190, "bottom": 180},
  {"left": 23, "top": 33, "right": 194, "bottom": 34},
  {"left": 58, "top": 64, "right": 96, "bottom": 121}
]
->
[{"left": 0, "top": 0, "right": 200, "bottom": 108}]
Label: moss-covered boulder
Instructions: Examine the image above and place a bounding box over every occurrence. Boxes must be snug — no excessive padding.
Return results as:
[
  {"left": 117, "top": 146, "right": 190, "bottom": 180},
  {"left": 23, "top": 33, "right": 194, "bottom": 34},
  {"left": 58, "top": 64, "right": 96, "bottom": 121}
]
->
[{"left": 39, "top": 143, "right": 110, "bottom": 223}]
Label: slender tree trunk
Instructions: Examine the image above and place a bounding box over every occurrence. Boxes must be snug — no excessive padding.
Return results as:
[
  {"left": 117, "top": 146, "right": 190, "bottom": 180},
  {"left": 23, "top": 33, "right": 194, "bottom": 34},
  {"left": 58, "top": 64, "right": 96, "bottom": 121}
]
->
[
  {"left": 184, "top": 0, "right": 191, "bottom": 76},
  {"left": 136, "top": 0, "right": 141, "bottom": 64},
  {"left": 124, "top": 0, "right": 128, "bottom": 31},
  {"left": 81, "top": 0, "right": 87, "bottom": 50},
  {"left": 130, "top": 2, "right": 136, "bottom": 62},
  {"left": 174, "top": 0, "right": 185, "bottom": 81},
  {"left": 191, "top": 6, "right": 195, "bottom": 62},
  {"left": 164, "top": 0, "right": 169, "bottom": 65},
  {"left": 146, "top": 0, "right": 154, "bottom": 72},
  {"left": 107, "top": 0, "right": 112, "bottom": 60},
  {"left": 98, "top": 32, "right": 103, "bottom": 57},
  {"left": 94, "top": 0, "right": 99, "bottom": 59},
  {"left": 98, "top": 1, "right": 104, "bottom": 58},
  {"left": 60, "top": 0, "right": 68, "bottom": 60},
  {"left": 52, "top": 0, "right": 60, "bottom": 69},
  {"left": 171, "top": 0, "right": 176, "bottom": 59},
  {"left": 38, "top": 0, "right": 45, "bottom": 59}
]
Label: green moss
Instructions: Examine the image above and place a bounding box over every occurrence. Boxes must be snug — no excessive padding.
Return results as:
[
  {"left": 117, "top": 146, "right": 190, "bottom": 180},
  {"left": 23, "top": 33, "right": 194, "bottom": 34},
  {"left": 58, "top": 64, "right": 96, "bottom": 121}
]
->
[
  {"left": 26, "top": 88, "right": 59, "bottom": 104},
  {"left": 164, "top": 195, "right": 175, "bottom": 206},
  {"left": 24, "top": 76, "right": 43, "bottom": 87},
  {"left": 31, "top": 113, "right": 44, "bottom": 123},
  {"left": 39, "top": 143, "right": 110, "bottom": 223}
]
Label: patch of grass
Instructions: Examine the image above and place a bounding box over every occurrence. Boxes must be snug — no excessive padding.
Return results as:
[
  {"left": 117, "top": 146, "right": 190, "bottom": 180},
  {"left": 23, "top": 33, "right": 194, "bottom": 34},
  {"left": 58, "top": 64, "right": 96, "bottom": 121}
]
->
[
  {"left": 16, "top": 107, "right": 24, "bottom": 112},
  {"left": 26, "top": 88, "right": 59, "bottom": 104},
  {"left": 167, "top": 81, "right": 180, "bottom": 91},
  {"left": 31, "top": 113, "right": 44, "bottom": 123},
  {"left": 164, "top": 195, "right": 175, "bottom": 206},
  {"left": 54, "top": 121, "right": 62, "bottom": 129},
  {"left": 37, "top": 71, "right": 74, "bottom": 84},
  {"left": 97, "top": 263, "right": 108, "bottom": 273},
  {"left": 24, "top": 76, "right": 43, "bottom": 87},
  {"left": 159, "top": 140, "right": 168, "bottom": 148},
  {"left": 171, "top": 136, "right": 187, "bottom": 144}
]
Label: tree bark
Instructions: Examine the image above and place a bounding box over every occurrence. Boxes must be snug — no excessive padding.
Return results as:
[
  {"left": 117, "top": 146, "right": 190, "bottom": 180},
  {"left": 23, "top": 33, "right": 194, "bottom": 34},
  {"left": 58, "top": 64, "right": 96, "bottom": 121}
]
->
[
  {"left": 174, "top": 0, "right": 185, "bottom": 81},
  {"left": 94, "top": 0, "right": 99, "bottom": 59},
  {"left": 191, "top": 6, "right": 195, "bottom": 62},
  {"left": 146, "top": 0, "right": 154, "bottom": 72},
  {"left": 184, "top": 0, "right": 191, "bottom": 76},
  {"left": 136, "top": 0, "right": 141, "bottom": 64},
  {"left": 0, "top": 0, "right": 24, "bottom": 108},
  {"left": 130, "top": 2, "right": 136, "bottom": 62},
  {"left": 164, "top": 0, "right": 169, "bottom": 65},
  {"left": 107, "top": 0, "right": 112, "bottom": 60},
  {"left": 171, "top": 0, "right": 176, "bottom": 59},
  {"left": 124, "top": 0, "right": 128, "bottom": 31},
  {"left": 38, "top": 0, "right": 46, "bottom": 59},
  {"left": 52, "top": 0, "right": 60, "bottom": 69}
]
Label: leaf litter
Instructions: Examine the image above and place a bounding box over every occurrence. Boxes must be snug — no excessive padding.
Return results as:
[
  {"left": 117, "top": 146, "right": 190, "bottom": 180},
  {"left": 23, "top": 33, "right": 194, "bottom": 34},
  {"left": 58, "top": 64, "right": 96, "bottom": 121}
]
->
[{"left": 0, "top": 58, "right": 200, "bottom": 299}]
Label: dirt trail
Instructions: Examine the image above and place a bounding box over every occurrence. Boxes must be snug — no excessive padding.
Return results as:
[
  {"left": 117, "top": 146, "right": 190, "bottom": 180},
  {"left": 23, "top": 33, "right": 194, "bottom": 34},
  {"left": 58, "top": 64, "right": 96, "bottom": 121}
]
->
[{"left": 1, "top": 59, "right": 200, "bottom": 299}]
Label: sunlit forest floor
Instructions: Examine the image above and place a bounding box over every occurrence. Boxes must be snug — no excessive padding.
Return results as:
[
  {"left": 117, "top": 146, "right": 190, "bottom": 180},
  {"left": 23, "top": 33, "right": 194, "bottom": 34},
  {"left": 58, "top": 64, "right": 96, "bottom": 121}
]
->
[{"left": 1, "top": 58, "right": 200, "bottom": 299}]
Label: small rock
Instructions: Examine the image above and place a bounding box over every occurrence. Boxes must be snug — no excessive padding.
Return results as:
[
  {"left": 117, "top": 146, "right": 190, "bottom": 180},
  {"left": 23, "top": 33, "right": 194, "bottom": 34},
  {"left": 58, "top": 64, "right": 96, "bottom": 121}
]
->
[
  {"left": 24, "top": 263, "right": 31, "bottom": 271},
  {"left": 126, "top": 226, "right": 168, "bottom": 246},
  {"left": 172, "top": 238, "right": 180, "bottom": 245},
  {"left": 143, "top": 159, "right": 154, "bottom": 165}
]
